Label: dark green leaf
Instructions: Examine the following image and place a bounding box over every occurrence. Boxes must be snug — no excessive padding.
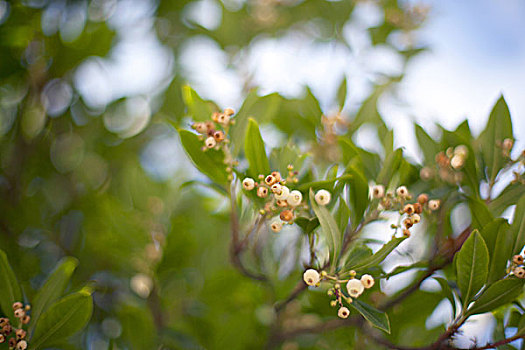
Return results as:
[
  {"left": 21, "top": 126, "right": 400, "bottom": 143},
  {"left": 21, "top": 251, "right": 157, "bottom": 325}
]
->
[
  {"left": 456, "top": 231, "right": 489, "bottom": 308},
  {"left": 479, "top": 96, "right": 513, "bottom": 183},
  {"left": 486, "top": 220, "right": 512, "bottom": 284},
  {"left": 244, "top": 118, "right": 270, "bottom": 178},
  {"left": 512, "top": 195, "right": 525, "bottom": 255},
  {"left": 0, "top": 249, "right": 22, "bottom": 322},
  {"left": 351, "top": 299, "right": 390, "bottom": 333},
  {"left": 30, "top": 257, "right": 79, "bottom": 333},
  {"left": 295, "top": 217, "right": 320, "bottom": 235},
  {"left": 178, "top": 129, "right": 228, "bottom": 186},
  {"left": 489, "top": 182, "right": 525, "bottom": 216},
  {"left": 309, "top": 189, "right": 342, "bottom": 271},
  {"left": 467, "top": 278, "right": 524, "bottom": 316},
  {"left": 342, "top": 244, "right": 373, "bottom": 270},
  {"left": 344, "top": 166, "right": 369, "bottom": 230},
  {"left": 31, "top": 290, "right": 93, "bottom": 349},
  {"left": 467, "top": 197, "right": 493, "bottom": 230},
  {"left": 349, "top": 236, "right": 407, "bottom": 271}
]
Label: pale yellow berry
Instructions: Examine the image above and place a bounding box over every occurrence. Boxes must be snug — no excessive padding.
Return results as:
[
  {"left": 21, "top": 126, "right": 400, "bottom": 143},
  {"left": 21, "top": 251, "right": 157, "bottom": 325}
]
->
[
  {"left": 337, "top": 307, "right": 350, "bottom": 319},
  {"left": 411, "top": 213, "right": 421, "bottom": 224},
  {"left": 205, "top": 136, "right": 216, "bottom": 148},
  {"left": 314, "top": 189, "right": 331, "bottom": 206},
  {"left": 346, "top": 279, "right": 364, "bottom": 298},
  {"left": 450, "top": 154, "right": 464, "bottom": 169},
  {"left": 513, "top": 266, "right": 525, "bottom": 279},
  {"left": 257, "top": 186, "right": 269, "bottom": 198},
  {"left": 360, "top": 274, "right": 375, "bottom": 289},
  {"left": 303, "top": 269, "right": 320, "bottom": 286},
  {"left": 270, "top": 219, "right": 283, "bottom": 233},
  {"left": 454, "top": 145, "right": 468, "bottom": 157},
  {"left": 271, "top": 183, "right": 282, "bottom": 194},
  {"left": 242, "top": 178, "right": 255, "bottom": 190},
  {"left": 224, "top": 107, "right": 235, "bottom": 116},
  {"left": 428, "top": 199, "right": 440, "bottom": 211},
  {"left": 217, "top": 113, "right": 230, "bottom": 125},
  {"left": 16, "top": 340, "right": 28, "bottom": 350},
  {"left": 274, "top": 186, "right": 290, "bottom": 200},
  {"left": 372, "top": 185, "right": 385, "bottom": 199},
  {"left": 287, "top": 190, "right": 303, "bottom": 207},
  {"left": 396, "top": 186, "right": 409, "bottom": 198}
]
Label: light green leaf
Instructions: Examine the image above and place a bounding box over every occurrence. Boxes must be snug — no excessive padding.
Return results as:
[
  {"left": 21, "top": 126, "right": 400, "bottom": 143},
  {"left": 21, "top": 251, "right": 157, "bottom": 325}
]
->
[
  {"left": 349, "top": 237, "right": 407, "bottom": 271},
  {"left": 434, "top": 277, "right": 457, "bottom": 319},
  {"left": 178, "top": 129, "right": 228, "bottom": 186},
  {"left": 512, "top": 195, "right": 525, "bottom": 255},
  {"left": 479, "top": 96, "right": 513, "bottom": 184},
  {"left": 344, "top": 166, "right": 369, "bottom": 230},
  {"left": 181, "top": 85, "right": 216, "bottom": 121},
  {"left": 337, "top": 75, "right": 347, "bottom": 110},
  {"left": 244, "top": 118, "right": 270, "bottom": 178},
  {"left": 466, "top": 278, "right": 524, "bottom": 316},
  {"left": 456, "top": 231, "right": 489, "bottom": 308},
  {"left": 351, "top": 299, "right": 390, "bottom": 333},
  {"left": 376, "top": 149, "right": 403, "bottom": 187},
  {"left": 0, "top": 249, "right": 22, "bottom": 322},
  {"left": 31, "top": 290, "right": 93, "bottom": 349},
  {"left": 309, "top": 189, "right": 342, "bottom": 271},
  {"left": 467, "top": 197, "right": 493, "bottom": 230},
  {"left": 30, "top": 257, "right": 79, "bottom": 333}
]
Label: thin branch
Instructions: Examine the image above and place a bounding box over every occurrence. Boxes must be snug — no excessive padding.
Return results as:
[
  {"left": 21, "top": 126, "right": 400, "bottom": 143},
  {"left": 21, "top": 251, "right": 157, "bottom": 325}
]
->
[{"left": 474, "top": 333, "right": 525, "bottom": 350}]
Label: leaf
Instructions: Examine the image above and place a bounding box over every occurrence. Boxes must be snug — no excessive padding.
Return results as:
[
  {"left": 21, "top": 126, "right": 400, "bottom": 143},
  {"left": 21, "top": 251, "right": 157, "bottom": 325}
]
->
[
  {"left": 376, "top": 149, "right": 403, "bottom": 187},
  {"left": 244, "top": 118, "right": 270, "bottom": 178},
  {"left": 344, "top": 166, "right": 369, "bottom": 230},
  {"left": 294, "top": 217, "right": 319, "bottom": 235},
  {"left": 348, "top": 237, "right": 407, "bottom": 271},
  {"left": 512, "top": 195, "right": 525, "bottom": 255},
  {"left": 466, "top": 278, "right": 525, "bottom": 316},
  {"left": 297, "top": 174, "right": 352, "bottom": 193},
  {"left": 414, "top": 124, "right": 439, "bottom": 164},
  {"left": 456, "top": 231, "right": 489, "bottom": 308},
  {"left": 342, "top": 244, "right": 373, "bottom": 270},
  {"left": 489, "top": 182, "right": 525, "bottom": 216},
  {"left": 309, "top": 189, "right": 342, "bottom": 271},
  {"left": 181, "top": 85, "right": 216, "bottom": 121},
  {"left": 434, "top": 277, "right": 457, "bottom": 319},
  {"left": 351, "top": 299, "right": 390, "bottom": 333},
  {"left": 335, "top": 198, "right": 351, "bottom": 235},
  {"left": 178, "top": 129, "right": 228, "bottom": 186},
  {"left": 31, "top": 290, "right": 93, "bottom": 349},
  {"left": 467, "top": 197, "right": 493, "bottom": 230},
  {"left": 479, "top": 96, "right": 513, "bottom": 184},
  {"left": 486, "top": 220, "right": 512, "bottom": 284},
  {"left": 30, "top": 257, "right": 79, "bottom": 333},
  {"left": 337, "top": 75, "right": 347, "bottom": 110},
  {"left": 0, "top": 249, "right": 22, "bottom": 322},
  {"left": 518, "top": 313, "right": 525, "bottom": 335},
  {"left": 118, "top": 303, "right": 156, "bottom": 350}
]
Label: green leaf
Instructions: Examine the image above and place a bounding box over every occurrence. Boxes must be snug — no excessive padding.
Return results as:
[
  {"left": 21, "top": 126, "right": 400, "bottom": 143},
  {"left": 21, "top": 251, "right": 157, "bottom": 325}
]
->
[
  {"left": 31, "top": 290, "right": 93, "bottom": 349},
  {"left": 344, "top": 166, "right": 370, "bottom": 230},
  {"left": 518, "top": 313, "right": 525, "bottom": 335},
  {"left": 335, "top": 198, "right": 351, "bottom": 235},
  {"left": 434, "top": 277, "right": 457, "bottom": 318},
  {"left": 181, "top": 85, "right": 217, "bottom": 121},
  {"left": 376, "top": 149, "right": 403, "bottom": 187},
  {"left": 467, "top": 197, "right": 493, "bottom": 230},
  {"left": 485, "top": 220, "right": 512, "bottom": 284},
  {"left": 349, "top": 237, "right": 407, "bottom": 271},
  {"left": 244, "top": 118, "right": 270, "bottom": 178},
  {"left": 414, "top": 124, "right": 439, "bottom": 164},
  {"left": 118, "top": 303, "right": 156, "bottom": 350},
  {"left": 466, "top": 278, "right": 525, "bottom": 316},
  {"left": 309, "top": 189, "right": 342, "bottom": 271},
  {"left": 351, "top": 299, "right": 390, "bottom": 333},
  {"left": 294, "top": 217, "right": 319, "bottom": 235},
  {"left": 342, "top": 244, "right": 373, "bottom": 270},
  {"left": 30, "top": 257, "right": 79, "bottom": 333},
  {"left": 512, "top": 195, "right": 525, "bottom": 255},
  {"left": 0, "top": 249, "right": 22, "bottom": 322},
  {"left": 297, "top": 174, "right": 352, "bottom": 193},
  {"left": 489, "top": 182, "right": 525, "bottom": 216},
  {"left": 178, "top": 129, "right": 228, "bottom": 186},
  {"left": 337, "top": 75, "right": 347, "bottom": 110},
  {"left": 479, "top": 96, "right": 513, "bottom": 184},
  {"left": 456, "top": 231, "right": 489, "bottom": 308}
]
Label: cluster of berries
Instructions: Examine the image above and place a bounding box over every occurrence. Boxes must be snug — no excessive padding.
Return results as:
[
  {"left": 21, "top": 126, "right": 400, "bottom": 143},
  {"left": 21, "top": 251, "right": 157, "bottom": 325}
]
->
[
  {"left": 303, "top": 269, "right": 375, "bottom": 319},
  {"left": 191, "top": 108, "right": 235, "bottom": 150},
  {"left": 242, "top": 167, "right": 331, "bottom": 233},
  {"left": 0, "top": 302, "right": 30, "bottom": 350},
  {"left": 511, "top": 254, "right": 525, "bottom": 278}
]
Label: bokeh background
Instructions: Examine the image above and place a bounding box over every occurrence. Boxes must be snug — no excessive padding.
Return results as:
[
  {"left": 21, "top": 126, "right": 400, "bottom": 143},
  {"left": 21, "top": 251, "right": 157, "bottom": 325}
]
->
[{"left": 0, "top": 0, "right": 524, "bottom": 348}]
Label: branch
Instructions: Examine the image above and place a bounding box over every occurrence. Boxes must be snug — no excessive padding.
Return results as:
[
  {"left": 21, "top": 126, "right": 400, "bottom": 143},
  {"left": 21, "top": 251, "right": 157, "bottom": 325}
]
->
[{"left": 474, "top": 333, "right": 525, "bottom": 350}]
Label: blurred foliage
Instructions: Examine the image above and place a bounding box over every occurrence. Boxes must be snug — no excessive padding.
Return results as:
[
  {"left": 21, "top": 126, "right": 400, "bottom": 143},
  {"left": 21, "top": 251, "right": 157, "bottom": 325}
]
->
[{"left": 0, "top": 0, "right": 523, "bottom": 349}]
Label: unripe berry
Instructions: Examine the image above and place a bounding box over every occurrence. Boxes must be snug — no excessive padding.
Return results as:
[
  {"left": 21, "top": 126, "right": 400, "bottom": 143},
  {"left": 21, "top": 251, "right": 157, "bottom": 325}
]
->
[
  {"left": 242, "top": 178, "right": 255, "bottom": 190},
  {"left": 217, "top": 113, "right": 230, "bottom": 125},
  {"left": 15, "top": 329, "right": 26, "bottom": 340},
  {"left": 271, "top": 183, "right": 282, "bottom": 194},
  {"left": 411, "top": 213, "right": 421, "bottom": 224},
  {"left": 454, "top": 144, "right": 468, "bottom": 157},
  {"left": 513, "top": 255, "right": 524, "bottom": 265},
  {"left": 16, "top": 340, "right": 27, "bottom": 350},
  {"left": 287, "top": 190, "right": 303, "bottom": 207},
  {"left": 417, "top": 193, "right": 428, "bottom": 205},
  {"left": 205, "top": 136, "right": 216, "bottom": 148},
  {"left": 265, "top": 174, "right": 277, "bottom": 186},
  {"left": 280, "top": 210, "right": 294, "bottom": 222},
  {"left": 270, "top": 219, "right": 283, "bottom": 233},
  {"left": 330, "top": 300, "right": 337, "bottom": 307},
  {"left": 450, "top": 154, "right": 464, "bottom": 169},
  {"left": 271, "top": 171, "right": 282, "bottom": 182},
  {"left": 257, "top": 186, "right": 269, "bottom": 198},
  {"left": 224, "top": 107, "right": 235, "bottom": 116},
  {"left": 346, "top": 279, "right": 364, "bottom": 298},
  {"left": 396, "top": 186, "right": 409, "bottom": 198},
  {"left": 372, "top": 185, "right": 385, "bottom": 199},
  {"left": 12, "top": 302, "right": 23, "bottom": 311},
  {"left": 428, "top": 199, "right": 440, "bottom": 211},
  {"left": 360, "top": 274, "right": 375, "bottom": 289},
  {"left": 14, "top": 308, "right": 25, "bottom": 318},
  {"left": 413, "top": 203, "right": 423, "bottom": 214},
  {"left": 403, "top": 204, "right": 414, "bottom": 215},
  {"left": 275, "top": 186, "right": 290, "bottom": 200},
  {"left": 276, "top": 199, "right": 288, "bottom": 207},
  {"left": 314, "top": 189, "right": 331, "bottom": 206},
  {"left": 21, "top": 315, "right": 30, "bottom": 325},
  {"left": 514, "top": 266, "right": 525, "bottom": 279},
  {"left": 337, "top": 307, "right": 350, "bottom": 319},
  {"left": 303, "top": 269, "right": 320, "bottom": 286},
  {"left": 213, "top": 130, "right": 225, "bottom": 142}
]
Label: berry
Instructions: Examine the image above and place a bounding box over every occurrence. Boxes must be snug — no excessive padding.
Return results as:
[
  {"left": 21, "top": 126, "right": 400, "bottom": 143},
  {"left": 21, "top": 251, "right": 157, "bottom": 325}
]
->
[
  {"left": 360, "top": 274, "right": 375, "bottom": 289},
  {"left": 205, "top": 137, "right": 216, "bottom": 148},
  {"left": 242, "top": 178, "right": 255, "bottom": 190},
  {"left": 346, "top": 279, "right": 364, "bottom": 298},
  {"left": 428, "top": 199, "right": 440, "bottom": 211},
  {"left": 274, "top": 186, "right": 290, "bottom": 200},
  {"left": 396, "top": 186, "right": 409, "bottom": 198},
  {"left": 338, "top": 307, "right": 350, "bottom": 319},
  {"left": 270, "top": 219, "right": 283, "bottom": 233},
  {"left": 287, "top": 190, "right": 303, "bottom": 207},
  {"left": 372, "top": 185, "right": 385, "bottom": 199},
  {"left": 314, "top": 189, "right": 331, "bottom": 206},
  {"left": 303, "top": 269, "right": 320, "bottom": 286}
]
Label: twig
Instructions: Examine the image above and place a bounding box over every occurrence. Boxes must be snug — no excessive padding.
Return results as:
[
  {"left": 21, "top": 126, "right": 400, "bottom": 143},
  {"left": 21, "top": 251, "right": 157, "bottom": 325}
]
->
[{"left": 474, "top": 333, "right": 525, "bottom": 350}]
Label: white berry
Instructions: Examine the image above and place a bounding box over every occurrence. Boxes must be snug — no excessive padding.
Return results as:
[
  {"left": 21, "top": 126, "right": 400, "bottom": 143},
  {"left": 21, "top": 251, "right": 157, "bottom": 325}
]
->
[
  {"left": 274, "top": 185, "right": 290, "bottom": 200},
  {"left": 303, "top": 269, "right": 320, "bottom": 286},
  {"left": 314, "top": 189, "right": 331, "bottom": 206},
  {"left": 270, "top": 219, "right": 283, "bottom": 233},
  {"left": 360, "top": 274, "right": 375, "bottom": 289},
  {"left": 372, "top": 185, "right": 385, "bottom": 199},
  {"left": 242, "top": 178, "right": 255, "bottom": 190},
  {"left": 346, "top": 279, "right": 364, "bottom": 298},
  {"left": 338, "top": 306, "right": 350, "bottom": 319},
  {"left": 287, "top": 190, "right": 303, "bottom": 207}
]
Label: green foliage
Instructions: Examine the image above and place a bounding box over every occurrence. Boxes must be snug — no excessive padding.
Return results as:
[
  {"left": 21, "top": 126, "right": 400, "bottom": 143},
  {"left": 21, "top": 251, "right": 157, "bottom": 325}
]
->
[
  {"left": 351, "top": 299, "right": 390, "bottom": 334},
  {"left": 0, "top": 249, "right": 22, "bottom": 322},
  {"left": 244, "top": 118, "right": 270, "bottom": 178},
  {"left": 466, "top": 278, "right": 525, "bottom": 316}
]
